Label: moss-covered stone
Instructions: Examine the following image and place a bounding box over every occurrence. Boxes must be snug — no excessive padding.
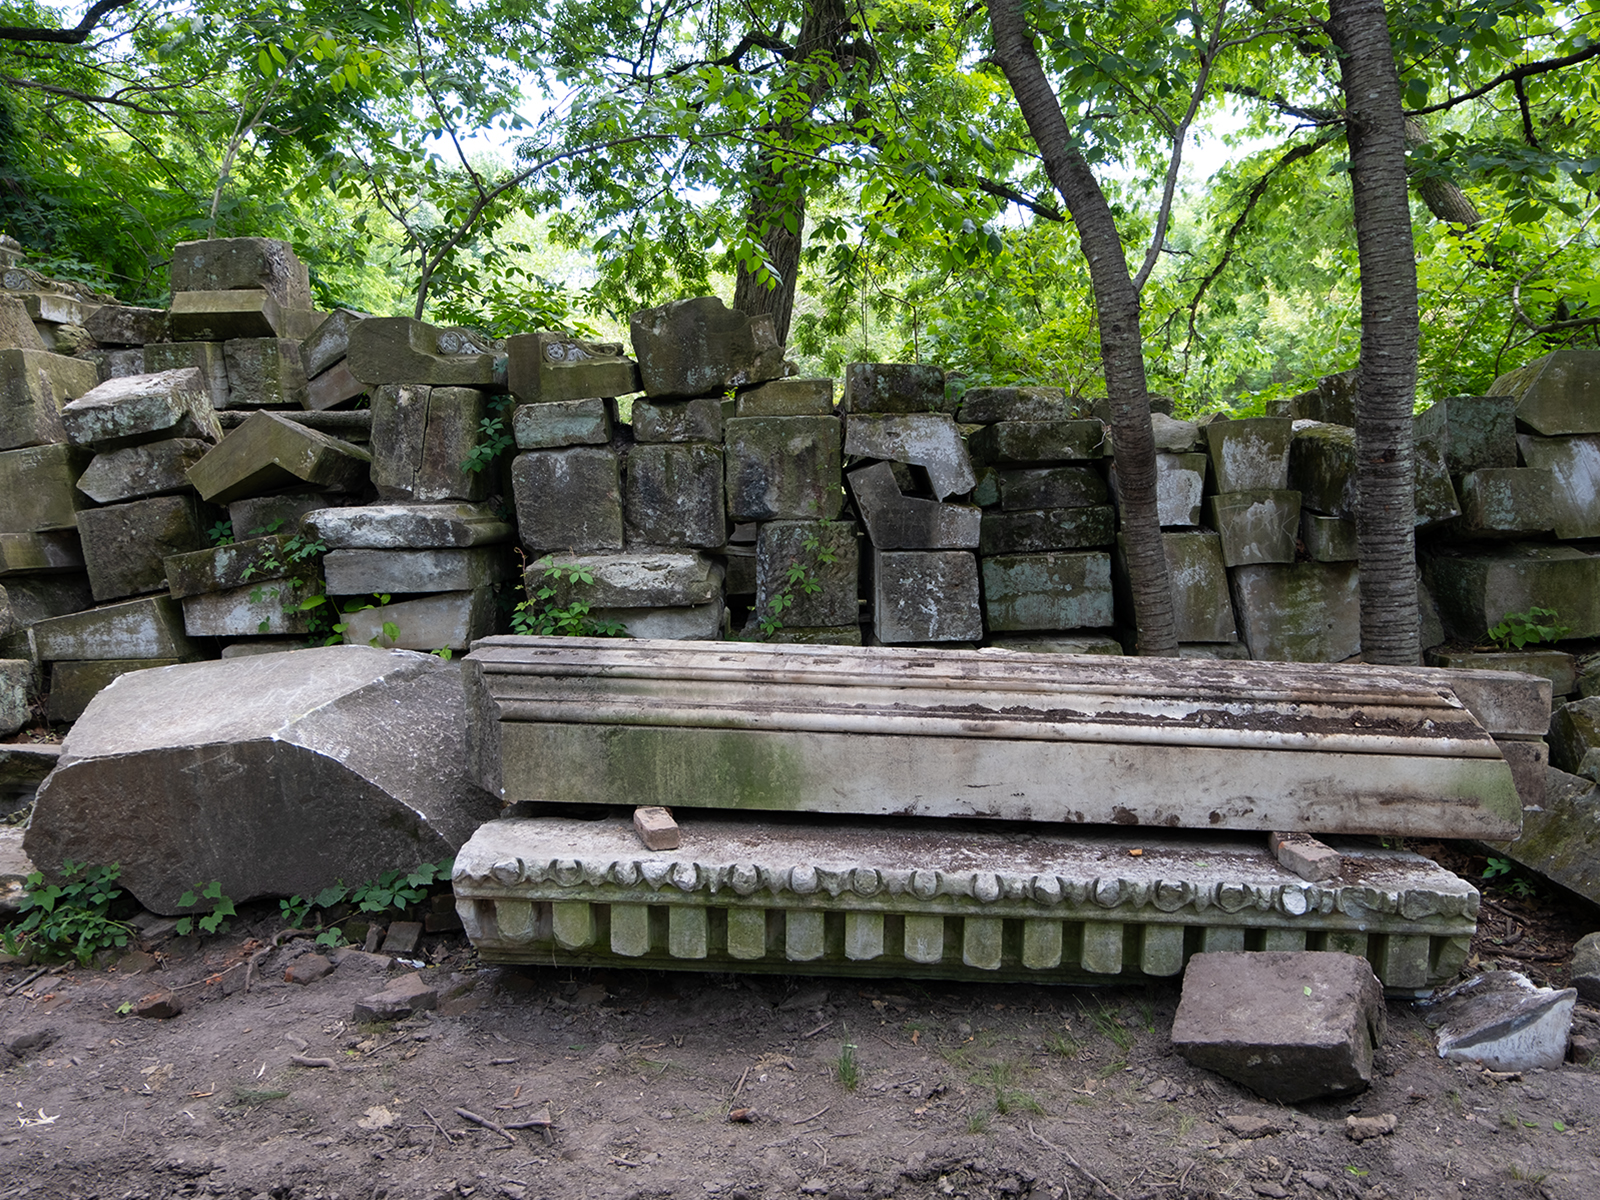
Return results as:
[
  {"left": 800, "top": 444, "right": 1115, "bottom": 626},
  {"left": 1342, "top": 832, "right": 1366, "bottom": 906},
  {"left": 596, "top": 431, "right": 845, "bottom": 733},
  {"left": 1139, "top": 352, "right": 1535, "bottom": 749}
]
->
[
  {"left": 1488, "top": 349, "right": 1600, "bottom": 436},
  {"left": 980, "top": 550, "right": 1113, "bottom": 632},
  {"left": 1206, "top": 490, "right": 1300, "bottom": 567},
  {"left": 1229, "top": 561, "right": 1360, "bottom": 662},
  {"left": 1421, "top": 542, "right": 1600, "bottom": 642}
]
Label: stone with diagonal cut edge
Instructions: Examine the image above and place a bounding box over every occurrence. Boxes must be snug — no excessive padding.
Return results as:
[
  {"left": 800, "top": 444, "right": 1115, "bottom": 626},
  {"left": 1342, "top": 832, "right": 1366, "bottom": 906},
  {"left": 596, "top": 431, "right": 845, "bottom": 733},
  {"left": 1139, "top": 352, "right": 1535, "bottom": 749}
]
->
[{"left": 61, "top": 369, "right": 220, "bottom": 450}]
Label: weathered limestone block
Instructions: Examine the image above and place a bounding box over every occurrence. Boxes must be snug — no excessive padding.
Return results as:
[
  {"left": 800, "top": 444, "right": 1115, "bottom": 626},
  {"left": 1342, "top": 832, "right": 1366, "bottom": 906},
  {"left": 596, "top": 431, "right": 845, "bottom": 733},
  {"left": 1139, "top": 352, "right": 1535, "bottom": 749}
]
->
[
  {"left": 0, "top": 658, "right": 26, "bottom": 735},
  {"left": 15, "top": 291, "right": 98, "bottom": 326},
  {"left": 181, "top": 578, "right": 318, "bottom": 637},
  {"left": 630, "top": 297, "right": 784, "bottom": 399},
  {"left": 369, "top": 384, "right": 490, "bottom": 503},
  {"left": 533, "top": 551, "right": 723, "bottom": 609},
  {"left": 1289, "top": 369, "right": 1359, "bottom": 427},
  {"left": 323, "top": 547, "right": 511, "bottom": 596},
  {"left": 339, "top": 588, "right": 498, "bottom": 651},
  {"left": 841, "top": 363, "right": 948, "bottom": 414},
  {"left": 48, "top": 659, "right": 187, "bottom": 725},
  {"left": 844, "top": 413, "right": 975, "bottom": 500},
  {"left": 736, "top": 378, "right": 833, "bottom": 417},
  {"left": 1173, "top": 952, "right": 1385, "bottom": 1102},
  {"left": 872, "top": 551, "right": 981, "bottom": 642},
  {"left": 996, "top": 465, "right": 1107, "bottom": 511},
  {"left": 592, "top": 600, "right": 724, "bottom": 641},
  {"left": 32, "top": 595, "right": 196, "bottom": 661},
  {"left": 300, "top": 309, "right": 367, "bottom": 378},
  {"left": 632, "top": 395, "right": 724, "bottom": 443},
  {"left": 1205, "top": 417, "right": 1292, "bottom": 492},
  {"left": 167, "top": 290, "right": 282, "bottom": 341},
  {"left": 985, "top": 633, "right": 1123, "bottom": 655},
  {"left": 76, "top": 347, "right": 144, "bottom": 385},
  {"left": 0, "top": 443, "right": 92, "bottom": 532},
  {"left": 303, "top": 361, "right": 367, "bottom": 411},
  {"left": 144, "top": 342, "right": 229, "bottom": 408},
  {"left": 77, "top": 495, "right": 209, "bottom": 602},
  {"left": 512, "top": 397, "right": 611, "bottom": 449},
  {"left": 170, "top": 237, "right": 312, "bottom": 310},
  {"left": 1516, "top": 433, "right": 1600, "bottom": 539},
  {"left": 624, "top": 443, "right": 726, "bottom": 549},
  {"left": 75, "top": 439, "right": 211, "bottom": 504},
  {"left": 1415, "top": 394, "right": 1516, "bottom": 473},
  {"left": 222, "top": 338, "right": 307, "bottom": 408},
  {"left": 724, "top": 415, "right": 843, "bottom": 523},
  {"left": 511, "top": 447, "right": 624, "bottom": 552},
  {"left": 1115, "top": 531, "right": 1236, "bottom": 644},
  {"left": 955, "top": 385, "right": 1070, "bottom": 424},
  {"left": 1206, "top": 490, "right": 1301, "bottom": 567},
  {"left": 61, "top": 368, "right": 221, "bottom": 449},
  {"left": 1484, "top": 767, "right": 1600, "bottom": 907},
  {"left": 346, "top": 318, "right": 501, "bottom": 388},
  {"left": 187, "top": 411, "right": 372, "bottom": 505},
  {"left": 755, "top": 520, "right": 859, "bottom": 629},
  {"left": 3, "top": 575, "right": 93, "bottom": 628},
  {"left": 1549, "top": 697, "right": 1600, "bottom": 777},
  {"left": 1453, "top": 468, "right": 1557, "bottom": 537},
  {"left": 1424, "top": 649, "right": 1573, "bottom": 702},
  {"left": 305, "top": 502, "right": 513, "bottom": 549},
  {"left": 229, "top": 493, "right": 330, "bottom": 539},
  {"left": 0, "top": 295, "right": 46, "bottom": 351},
  {"left": 1423, "top": 543, "right": 1600, "bottom": 642},
  {"left": 163, "top": 535, "right": 301, "bottom": 598},
  {"left": 1489, "top": 348, "right": 1600, "bottom": 436},
  {"left": 0, "top": 529, "right": 83, "bottom": 575},
  {"left": 81, "top": 305, "right": 164, "bottom": 349},
  {"left": 847, "top": 462, "right": 980, "bottom": 549},
  {"left": 982, "top": 551, "right": 1113, "bottom": 632},
  {"left": 1414, "top": 429, "right": 1461, "bottom": 527},
  {"left": 506, "top": 331, "right": 640, "bottom": 403},
  {"left": 25, "top": 646, "right": 496, "bottom": 912},
  {"left": 967, "top": 419, "right": 1107, "bottom": 465},
  {"left": 1301, "top": 513, "right": 1357, "bottom": 562},
  {"left": 1290, "top": 420, "right": 1357, "bottom": 515},
  {"left": 0, "top": 348, "right": 102, "bottom": 449},
  {"left": 1230, "top": 561, "right": 1360, "bottom": 663},
  {"left": 1109, "top": 452, "right": 1207, "bottom": 527},
  {"left": 1150, "top": 412, "right": 1203, "bottom": 452},
  {"left": 978, "top": 507, "right": 1116, "bottom": 555},
  {"left": 1402, "top": 664, "right": 1552, "bottom": 738}
]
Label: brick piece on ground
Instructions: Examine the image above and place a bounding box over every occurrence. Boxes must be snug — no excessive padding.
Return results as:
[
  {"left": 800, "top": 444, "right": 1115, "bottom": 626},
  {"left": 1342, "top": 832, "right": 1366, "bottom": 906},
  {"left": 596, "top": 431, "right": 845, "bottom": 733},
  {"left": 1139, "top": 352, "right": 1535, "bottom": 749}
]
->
[
  {"left": 285, "top": 954, "right": 335, "bottom": 985},
  {"left": 1171, "top": 951, "right": 1386, "bottom": 1103},
  {"left": 61, "top": 369, "right": 220, "bottom": 450},
  {"left": 352, "top": 972, "right": 438, "bottom": 1022},
  {"left": 1268, "top": 831, "right": 1342, "bottom": 881},
  {"left": 633, "top": 806, "right": 680, "bottom": 850},
  {"left": 380, "top": 920, "right": 423, "bottom": 955},
  {"left": 133, "top": 991, "right": 183, "bottom": 1019}
]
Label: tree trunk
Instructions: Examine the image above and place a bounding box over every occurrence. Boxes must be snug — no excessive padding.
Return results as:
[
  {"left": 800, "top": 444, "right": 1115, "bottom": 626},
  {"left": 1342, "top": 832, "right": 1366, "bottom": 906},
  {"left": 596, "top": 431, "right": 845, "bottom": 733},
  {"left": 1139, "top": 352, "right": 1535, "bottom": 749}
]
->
[
  {"left": 986, "top": 0, "right": 1176, "bottom": 655},
  {"left": 1329, "top": 0, "right": 1420, "bottom": 665},
  {"left": 1403, "top": 117, "right": 1482, "bottom": 226},
  {"left": 731, "top": 0, "right": 850, "bottom": 344}
]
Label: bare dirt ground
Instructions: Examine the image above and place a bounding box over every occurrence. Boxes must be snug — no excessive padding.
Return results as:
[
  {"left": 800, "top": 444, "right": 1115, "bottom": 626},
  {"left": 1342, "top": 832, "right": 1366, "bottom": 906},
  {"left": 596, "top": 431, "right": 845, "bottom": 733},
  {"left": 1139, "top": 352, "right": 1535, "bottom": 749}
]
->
[{"left": 2, "top": 845, "right": 1599, "bottom": 1200}]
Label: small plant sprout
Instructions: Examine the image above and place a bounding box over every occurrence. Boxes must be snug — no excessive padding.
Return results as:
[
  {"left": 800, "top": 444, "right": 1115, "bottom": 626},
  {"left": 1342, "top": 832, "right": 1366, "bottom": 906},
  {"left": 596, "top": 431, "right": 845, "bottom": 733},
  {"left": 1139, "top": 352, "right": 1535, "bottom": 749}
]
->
[
  {"left": 174, "top": 880, "right": 236, "bottom": 937},
  {"left": 1, "top": 861, "right": 134, "bottom": 966},
  {"left": 835, "top": 1032, "right": 860, "bottom": 1091},
  {"left": 513, "top": 555, "right": 628, "bottom": 638},
  {"left": 1485, "top": 607, "right": 1569, "bottom": 650}
]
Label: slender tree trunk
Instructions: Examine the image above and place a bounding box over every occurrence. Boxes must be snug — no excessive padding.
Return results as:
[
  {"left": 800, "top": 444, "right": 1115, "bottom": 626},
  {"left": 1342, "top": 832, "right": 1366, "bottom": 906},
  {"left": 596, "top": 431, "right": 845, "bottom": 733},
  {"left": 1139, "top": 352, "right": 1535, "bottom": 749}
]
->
[
  {"left": 986, "top": 0, "right": 1176, "bottom": 655},
  {"left": 1403, "top": 117, "right": 1482, "bottom": 226},
  {"left": 1329, "top": 0, "right": 1420, "bottom": 665}
]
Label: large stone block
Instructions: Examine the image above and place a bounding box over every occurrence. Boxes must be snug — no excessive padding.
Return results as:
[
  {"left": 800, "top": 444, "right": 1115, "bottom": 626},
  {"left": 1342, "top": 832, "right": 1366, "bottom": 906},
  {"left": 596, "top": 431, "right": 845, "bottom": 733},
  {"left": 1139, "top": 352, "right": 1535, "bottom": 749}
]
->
[
  {"left": 0, "top": 443, "right": 92, "bottom": 532},
  {"left": 144, "top": 342, "right": 229, "bottom": 408},
  {"left": 323, "top": 547, "right": 511, "bottom": 596},
  {"left": 511, "top": 446, "right": 624, "bottom": 552},
  {"left": 164, "top": 535, "right": 303, "bottom": 598},
  {"left": 631, "top": 395, "right": 723, "bottom": 444},
  {"left": 77, "top": 495, "right": 209, "bottom": 602},
  {"left": 1290, "top": 420, "right": 1357, "bottom": 515},
  {"left": 1301, "top": 512, "right": 1357, "bottom": 562},
  {"left": 75, "top": 439, "right": 211, "bottom": 504},
  {"left": 1288, "top": 369, "right": 1359, "bottom": 427},
  {"left": 967, "top": 420, "right": 1107, "bottom": 464},
  {"left": 1109, "top": 451, "right": 1207, "bottom": 527},
  {"left": 25, "top": 646, "right": 496, "bottom": 912},
  {"left": 0, "top": 657, "right": 27, "bottom": 735},
  {"left": 187, "top": 411, "right": 372, "bottom": 505},
  {"left": 981, "top": 551, "right": 1113, "bottom": 632},
  {"left": 300, "top": 309, "right": 367, "bottom": 378},
  {"left": 32, "top": 595, "right": 196, "bottom": 661},
  {"left": 339, "top": 588, "right": 498, "bottom": 651},
  {"left": 624, "top": 443, "right": 725, "bottom": 549},
  {"left": 1549, "top": 696, "right": 1600, "bottom": 777},
  {"left": 1484, "top": 767, "right": 1600, "bottom": 907},
  {"left": 998, "top": 465, "right": 1107, "bottom": 511},
  {"left": 223, "top": 338, "right": 307, "bottom": 408},
  {"left": 847, "top": 462, "right": 979, "bottom": 549},
  {"left": 955, "top": 385, "right": 1070, "bottom": 424},
  {"left": 736, "top": 378, "right": 832, "bottom": 417},
  {"left": 1414, "top": 428, "right": 1462, "bottom": 527},
  {"left": 512, "top": 397, "right": 611, "bottom": 448},
  {"left": 505, "top": 331, "right": 640, "bottom": 403},
  {"left": 181, "top": 578, "right": 318, "bottom": 637},
  {"left": 755, "top": 519, "right": 859, "bottom": 629},
  {"left": 1453, "top": 467, "right": 1557, "bottom": 537},
  {"left": 60, "top": 368, "right": 221, "bottom": 449},
  {"left": 304, "top": 502, "right": 513, "bottom": 549},
  {"left": 1422, "top": 543, "right": 1600, "bottom": 641},
  {"left": 1489, "top": 348, "right": 1600, "bottom": 436},
  {"left": 1172, "top": 952, "right": 1385, "bottom": 1102},
  {"left": 979, "top": 507, "right": 1115, "bottom": 555},
  {"left": 1207, "top": 490, "right": 1300, "bottom": 567},
  {"left": 532, "top": 551, "right": 723, "bottom": 609},
  {"left": 592, "top": 599, "right": 724, "bottom": 641},
  {"left": 1230, "top": 561, "right": 1360, "bottom": 663},
  {"left": 1516, "top": 433, "right": 1600, "bottom": 538},
  {"left": 229, "top": 492, "right": 332, "bottom": 539},
  {"left": 0, "top": 348, "right": 102, "bottom": 450},
  {"left": 1415, "top": 394, "right": 1517, "bottom": 473},
  {"left": 170, "top": 237, "right": 312, "bottom": 310},
  {"left": 844, "top": 413, "right": 975, "bottom": 499},
  {"left": 47, "top": 659, "right": 185, "bottom": 724},
  {"left": 874, "top": 550, "right": 981, "bottom": 642},
  {"left": 1205, "top": 417, "right": 1292, "bottom": 492},
  {"left": 0, "top": 294, "right": 46, "bottom": 351},
  {"left": 724, "top": 415, "right": 843, "bottom": 522},
  {"left": 1116, "top": 531, "right": 1236, "bottom": 644},
  {"left": 1422, "top": 970, "right": 1577, "bottom": 1072},
  {"left": 304, "top": 358, "right": 367, "bottom": 414},
  {"left": 4, "top": 574, "right": 93, "bottom": 626},
  {"left": 629, "top": 297, "right": 784, "bottom": 399},
  {"left": 841, "top": 363, "right": 949, "bottom": 414},
  {"left": 79, "top": 347, "right": 145, "bottom": 384},
  {"left": 167, "top": 289, "right": 282, "bottom": 341},
  {"left": 369, "top": 383, "right": 491, "bottom": 503},
  {"left": 346, "top": 317, "right": 501, "bottom": 387},
  {"left": 0, "top": 529, "right": 83, "bottom": 575}
]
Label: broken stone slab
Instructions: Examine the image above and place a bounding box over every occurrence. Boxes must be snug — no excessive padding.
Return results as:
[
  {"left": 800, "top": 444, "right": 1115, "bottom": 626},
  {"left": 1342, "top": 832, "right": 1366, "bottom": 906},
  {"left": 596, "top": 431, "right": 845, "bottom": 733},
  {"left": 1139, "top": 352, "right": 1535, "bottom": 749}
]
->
[
  {"left": 1419, "top": 970, "right": 1576, "bottom": 1071},
  {"left": 180, "top": 578, "right": 319, "bottom": 637},
  {"left": 0, "top": 658, "right": 28, "bottom": 736},
  {"left": 505, "top": 331, "right": 640, "bottom": 403},
  {"left": 841, "top": 363, "right": 949, "bottom": 414},
  {"left": 873, "top": 550, "right": 981, "bottom": 643},
  {"left": 955, "top": 385, "right": 1070, "bottom": 424},
  {"left": 0, "top": 529, "right": 83, "bottom": 575},
  {"left": 1516, "top": 433, "right": 1600, "bottom": 538},
  {"left": 1400, "top": 665, "right": 1552, "bottom": 738},
  {"left": 736, "top": 378, "right": 833, "bottom": 417},
  {"left": 1149, "top": 412, "right": 1203, "bottom": 453},
  {"left": 299, "top": 309, "right": 368, "bottom": 379},
  {"left": 323, "top": 547, "right": 511, "bottom": 596},
  {"left": 144, "top": 342, "right": 229, "bottom": 409},
  {"left": 724, "top": 416, "right": 843, "bottom": 523},
  {"left": 978, "top": 507, "right": 1116, "bottom": 555},
  {"left": 1494, "top": 738, "right": 1550, "bottom": 811},
  {"left": 304, "top": 359, "right": 368, "bottom": 413},
  {"left": 1205, "top": 417, "right": 1292, "bottom": 493},
  {"left": 592, "top": 600, "right": 724, "bottom": 641},
  {"left": 0, "top": 442, "right": 91, "bottom": 532},
  {"left": 452, "top": 817, "right": 1478, "bottom": 989},
  {"left": 187, "top": 411, "right": 372, "bottom": 505},
  {"left": 846, "top": 462, "right": 980, "bottom": 549},
  {"left": 75, "top": 439, "right": 211, "bottom": 504},
  {"left": 60, "top": 368, "right": 221, "bottom": 450},
  {"left": 981, "top": 551, "right": 1114, "bottom": 632},
  {"left": 170, "top": 237, "right": 312, "bottom": 310},
  {"left": 304, "top": 502, "right": 513, "bottom": 549},
  {"left": 755, "top": 520, "right": 859, "bottom": 629},
  {"left": 77, "top": 495, "right": 210, "bottom": 602},
  {"left": 1109, "top": 452, "right": 1207, "bottom": 527},
  {"left": 532, "top": 551, "right": 723, "bottom": 609},
  {"left": 1206, "top": 490, "right": 1301, "bottom": 567},
  {"left": 1422, "top": 650, "right": 1573, "bottom": 703},
  {"left": 630, "top": 395, "right": 724, "bottom": 444},
  {"left": 25, "top": 646, "right": 495, "bottom": 912},
  {"left": 369, "top": 384, "right": 491, "bottom": 503},
  {"left": 47, "top": 659, "right": 187, "bottom": 724},
  {"left": 967, "top": 420, "right": 1107, "bottom": 465},
  {"left": 1415, "top": 394, "right": 1517, "bottom": 474},
  {"left": 338, "top": 588, "right": 498, "bottom": 651},
  {"left": 997, "top": 465, "right": 1107, "bottom": 511},
  {"left": 32, "top": 595, "right": 196, "bottom": 661},
  {"left": 1422, "top": 542, "right": 1600, "bottom": 642},
  {"left": 1489, "top": 348, "right": 1600, "bottom": 436},
  {"left": 163, "top": 535, "right": 303, "bottom": 598},
  {"left": 1414, "top": 430, "right": 1462, "bottom": 528},
  {"left": 1268, "top": 832, "right": 1342, "bottom": 881},
  {"left": 1301, "top": 512, "right": 1357, "bottom": 562},
  {"left": 1482, "top": 767, "right": 1600, "bottom": 907},
  {"left": 222, "top": 338, "right": 307, "bottom": 408},
  {"left": 0, "top": 348, "right": 103, "bottom": 450},
  {"left": 346, "top": 317, "right": 502, "bottom": 388},
  {"left": 1172, "top": 952, "right": 1385, "bottom": 1102},
  {"left": 79, "top": 347, "right": 146, "bottom": 384},
  {"left": 1114, "top": 531, "right": 1237, "bottom": 644},
  {"left": 1549, "top": 696, "right": 1600, "bottom": 776},
  {"left": 624, "top": 443, "right": 726, "bottom": 549},
  {"left": 0, "top": 295, "right": 46, "bottom": 351},
  {"left": 629, "top": 297, "right": 784, "bottom": 399},
  {"left": 511, "top": 446, "right": 624, "bottom": 553},
  {"left": 167, "top": 289, "right": 282, "bottom": 341},
  {"left": 843, "top": 414, "right": 975, "bottom": 499},
  {"left": 512, "top": 397, "right": 612, "bottom": 449},
  {"left": 1230, "top": 561, "right": 1361, "bottom": 664},
  {"left": 1572, "top": 932, "right": 1600, "bottom": 1003},
  {"left": 352, "top": 972, "right": 438, "bottom": 1022}
]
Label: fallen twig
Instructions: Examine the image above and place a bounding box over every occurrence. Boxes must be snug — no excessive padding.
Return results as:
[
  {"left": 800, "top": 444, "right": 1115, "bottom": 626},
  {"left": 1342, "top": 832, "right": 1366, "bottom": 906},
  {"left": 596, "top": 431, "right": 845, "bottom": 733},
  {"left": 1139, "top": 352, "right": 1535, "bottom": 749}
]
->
[
  {"left": 1029, "top": 1121, "right": 1125, "bottom": 1200},
  {"left": 289, "top": 1054, "right": 337, "bottom": 1069},
  {"left": 733, "top": 1065, "right": 750, "bottom": 1098},
  {"left": 800, "top": 1020, "right": 834, "bottom": 1039},
  {"left": 794, "top": 1104, "right": 830, "bottom": 1124},
  {"left": 456, "top": 1106, "right": 516, "bottom": 1145},
  {"left": 420, "top": 1105, "right": 457, "bottom": 1143},
  {"left": 363, "top": 1034, "right": 409, "bottom": 1057},
  {"left": 5, "top": 966, "right": 50, "bottom": 997}
]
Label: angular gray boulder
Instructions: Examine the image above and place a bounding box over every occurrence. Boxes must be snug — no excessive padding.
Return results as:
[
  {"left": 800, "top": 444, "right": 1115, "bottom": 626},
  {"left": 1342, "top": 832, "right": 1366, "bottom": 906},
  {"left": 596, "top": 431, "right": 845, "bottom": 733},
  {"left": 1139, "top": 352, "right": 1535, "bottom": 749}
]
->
[{"left": 25, "top": 646, "right": 498, "bottom": 914}]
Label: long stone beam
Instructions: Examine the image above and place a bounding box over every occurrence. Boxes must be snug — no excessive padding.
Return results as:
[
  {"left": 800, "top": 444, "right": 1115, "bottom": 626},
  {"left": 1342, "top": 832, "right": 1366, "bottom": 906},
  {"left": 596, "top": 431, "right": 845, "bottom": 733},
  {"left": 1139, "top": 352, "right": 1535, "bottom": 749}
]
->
[{"left": 464, "top": 638, "right": 1522, "bottom": 839}]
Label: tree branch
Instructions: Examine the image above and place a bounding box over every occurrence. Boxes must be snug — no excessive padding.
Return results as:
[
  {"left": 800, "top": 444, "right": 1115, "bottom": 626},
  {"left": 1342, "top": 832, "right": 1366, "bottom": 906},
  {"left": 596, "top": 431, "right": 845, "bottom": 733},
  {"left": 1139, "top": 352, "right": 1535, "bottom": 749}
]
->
[
  {"left": 1409, "top": 42, "right": 1600, "bottom": 117},
  {"left": 0, "top": 0, "right": 134, "bottom": 45},
  {"left": 0, "top": 73, "right": 207, "bottom": 116}
]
